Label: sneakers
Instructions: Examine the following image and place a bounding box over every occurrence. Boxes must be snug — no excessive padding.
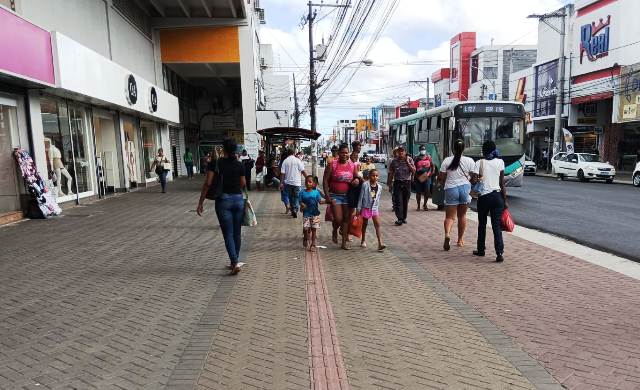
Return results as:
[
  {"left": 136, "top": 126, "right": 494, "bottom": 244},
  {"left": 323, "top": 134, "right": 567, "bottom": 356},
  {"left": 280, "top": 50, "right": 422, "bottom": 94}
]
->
[
  {"left": 443, "top": 237, "right": 451, "bottom": 251},
  {"left": 395, "top": 220, "right": 403, "bottom": 226},
  {"left": 496, "top": 254, "right": 504, "bottom": 263},
  {"left": 292, "top": 211, "right": 298, "bottom": 218},
  {"left": 472, "top": 250, "right": 485, "bottom": 257}
]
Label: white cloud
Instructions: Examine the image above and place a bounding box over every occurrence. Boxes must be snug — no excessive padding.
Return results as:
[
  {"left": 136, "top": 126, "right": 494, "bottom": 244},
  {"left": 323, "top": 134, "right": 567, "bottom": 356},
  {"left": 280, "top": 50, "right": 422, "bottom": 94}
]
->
[{"left": 260, "top": 0, "right": 566, "bottom": 134}]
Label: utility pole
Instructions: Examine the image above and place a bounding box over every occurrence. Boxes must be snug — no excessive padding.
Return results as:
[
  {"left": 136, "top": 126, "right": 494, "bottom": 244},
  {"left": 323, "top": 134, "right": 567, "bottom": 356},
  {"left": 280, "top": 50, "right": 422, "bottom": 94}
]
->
[
  {"left": 293, "top": 73, "right": 300, "bottom": 128},
  {"left": 307, "top": 2, "right": 317, "bottom": 175},
  {"left": 410, "top": 80, "right": 430, "bottom": 109},
  {"left": 307, "top": 1, "right": 350, "bottom": 176},
  {"left": 528, "top": 7, "right": 567, "bottom": 171}
]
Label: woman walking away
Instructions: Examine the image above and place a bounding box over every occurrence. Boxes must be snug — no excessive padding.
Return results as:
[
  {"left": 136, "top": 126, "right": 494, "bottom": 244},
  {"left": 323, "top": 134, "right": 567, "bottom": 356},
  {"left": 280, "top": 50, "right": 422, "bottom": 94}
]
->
[
  {"left": 183, "top": 147, "right": 194, "bottom": 179},
  {"left": 196, "top": 138, "right": 246, "bottom": 275},
  {"left": 414, "top": 145, "right": 433, "bottom": 211},
  {"left": 323, "top": 143, "right": 358, "bottom": 250},
  {"left": 471, "top": 140, "right": 508, "bottom": 262},
  {"left": 357, "top": 169, "right": 386, "bottom": 251},
  {"left": 151, "top": 148, "right": 171, "bottom": 193},
  {"left": 278, "top": 150, "right": 291, "bottom": 214},
  {"left": 438, "top": 139, "right": 475, "bottom": 251}
]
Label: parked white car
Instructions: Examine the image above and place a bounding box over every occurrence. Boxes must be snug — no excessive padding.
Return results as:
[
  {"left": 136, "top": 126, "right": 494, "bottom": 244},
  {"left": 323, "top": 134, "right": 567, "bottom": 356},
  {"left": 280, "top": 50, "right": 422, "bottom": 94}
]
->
[
  {"left": 553, "top": 153, "right": 616, "bottom": 183},
  {"left": 633, "top": 161, "right": 640, "bottom": 187},
  {"left": 524, "top": 155, "right": 537, "bottom": 175}
]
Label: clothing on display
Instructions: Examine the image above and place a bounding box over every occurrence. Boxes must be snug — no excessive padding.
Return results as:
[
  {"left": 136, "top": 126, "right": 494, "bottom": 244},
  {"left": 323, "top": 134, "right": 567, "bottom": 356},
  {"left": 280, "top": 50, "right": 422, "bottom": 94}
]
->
[
  {"left": 13, "top": 148, "right": 62, "bottom": 218},
  {"left": 126, "top": 140, "right": 137, "bottom": 183}
]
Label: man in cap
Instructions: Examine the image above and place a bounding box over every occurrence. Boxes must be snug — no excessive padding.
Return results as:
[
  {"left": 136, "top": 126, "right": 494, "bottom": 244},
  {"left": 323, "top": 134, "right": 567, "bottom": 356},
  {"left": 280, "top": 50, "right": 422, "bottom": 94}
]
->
[{"left": 387, "top": 145, "right": 416, "bottom": 225}]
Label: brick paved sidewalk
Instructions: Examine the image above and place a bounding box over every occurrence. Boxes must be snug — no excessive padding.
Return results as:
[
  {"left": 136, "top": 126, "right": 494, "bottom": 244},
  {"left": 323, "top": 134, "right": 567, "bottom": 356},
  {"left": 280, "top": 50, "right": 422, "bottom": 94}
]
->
[
  {"left": 2, "top": 177, "right": 620, "bottom": 390},
  {"left": 380, "top": 196, "right": 640, "bottom": 389}
]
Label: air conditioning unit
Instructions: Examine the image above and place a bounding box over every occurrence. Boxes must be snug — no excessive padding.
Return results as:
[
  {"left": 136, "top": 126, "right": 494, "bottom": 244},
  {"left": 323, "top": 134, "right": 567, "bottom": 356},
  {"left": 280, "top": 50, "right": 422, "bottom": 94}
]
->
[
  {"left": 254, "top": 0, "right": 260, "bottom": 10},
  {"left": 257, "top": 8, "right": 266, "bottom": 24},
  {"left": 260, "top": 57, "right": 267, "bottom": 70}
]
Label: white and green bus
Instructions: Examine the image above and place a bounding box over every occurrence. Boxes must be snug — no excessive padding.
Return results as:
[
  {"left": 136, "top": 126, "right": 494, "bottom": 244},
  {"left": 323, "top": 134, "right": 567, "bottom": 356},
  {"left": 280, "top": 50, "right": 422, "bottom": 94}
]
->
[{"left": 388, "top": 101, "right": 527, "bottom": 194}]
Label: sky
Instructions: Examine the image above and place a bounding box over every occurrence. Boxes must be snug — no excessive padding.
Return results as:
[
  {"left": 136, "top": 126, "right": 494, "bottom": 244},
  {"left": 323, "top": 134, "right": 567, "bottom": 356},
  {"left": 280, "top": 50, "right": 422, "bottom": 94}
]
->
[{"left": 260, "top": 0, "right": 568, "bottom": 136}]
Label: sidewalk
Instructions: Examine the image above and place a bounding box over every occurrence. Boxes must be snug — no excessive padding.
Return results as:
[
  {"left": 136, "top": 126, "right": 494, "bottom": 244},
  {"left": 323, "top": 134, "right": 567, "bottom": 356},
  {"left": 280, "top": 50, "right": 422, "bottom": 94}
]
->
[
  {"left": 534, "top": 171, "right": 634, "bottom": 185},
  {"left": 1, "top": 178, "right": 639, "bottom": 389}
]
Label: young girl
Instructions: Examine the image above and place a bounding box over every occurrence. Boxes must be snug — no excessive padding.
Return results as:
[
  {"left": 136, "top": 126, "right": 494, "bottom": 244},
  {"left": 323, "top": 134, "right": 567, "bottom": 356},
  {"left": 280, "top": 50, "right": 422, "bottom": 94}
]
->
[
  {"left": 300, "top": 175, "right": 324, "bottom": 251},
  {"left": 356, "top": 169, "right": 386, "bottom": 251}
]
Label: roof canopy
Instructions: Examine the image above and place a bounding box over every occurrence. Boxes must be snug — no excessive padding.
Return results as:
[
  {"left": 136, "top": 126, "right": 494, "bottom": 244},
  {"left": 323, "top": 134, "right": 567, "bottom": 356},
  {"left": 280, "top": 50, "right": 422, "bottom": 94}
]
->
[{"left": 257, "top": 127, "right": 321, "bottom": 141}]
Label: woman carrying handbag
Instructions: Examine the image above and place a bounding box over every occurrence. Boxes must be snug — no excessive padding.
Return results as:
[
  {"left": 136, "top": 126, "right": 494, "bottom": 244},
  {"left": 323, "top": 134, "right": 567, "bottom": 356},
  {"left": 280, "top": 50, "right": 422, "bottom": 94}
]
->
[
  {"left": 150, "top": 148, "right": 171, "bottom": 193},
  {"left": 197, "top": 138, "right": 247, "bottom": 275},
  {"left": 470, "top": 140, "right": 508, "bottom": 263}
]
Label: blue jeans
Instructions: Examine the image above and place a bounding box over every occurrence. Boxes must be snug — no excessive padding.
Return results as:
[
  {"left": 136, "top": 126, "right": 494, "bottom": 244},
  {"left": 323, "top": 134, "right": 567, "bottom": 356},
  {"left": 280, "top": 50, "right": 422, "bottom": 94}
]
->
[
  {"left": 159, "top": 170, "right": 168, "bottom": 192},
  {"left": 285, "top": 184, "right": 301, "bottom": 213},
  {"left": 215, "top": 193, "right": 244, "bottom": 265},
  {"left": 185, "top": 162, "right": 194, "bottom": 178},
  {"left": 477, "top": 191, "right": 505, "bottom": 255}
]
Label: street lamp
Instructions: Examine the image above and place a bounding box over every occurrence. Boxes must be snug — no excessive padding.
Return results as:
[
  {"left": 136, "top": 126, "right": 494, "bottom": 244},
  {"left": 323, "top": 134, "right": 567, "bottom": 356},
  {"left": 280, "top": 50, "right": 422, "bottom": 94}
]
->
[{"left": 310, "top": 58, "right": 373, "bottom": 175}]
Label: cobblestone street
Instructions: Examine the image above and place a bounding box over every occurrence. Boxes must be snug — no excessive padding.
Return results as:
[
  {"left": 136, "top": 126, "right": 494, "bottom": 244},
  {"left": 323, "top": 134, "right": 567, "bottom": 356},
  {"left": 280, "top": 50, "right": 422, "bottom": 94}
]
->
[{"left": 1, "top": 178, "right": 639, "bottom": 389}]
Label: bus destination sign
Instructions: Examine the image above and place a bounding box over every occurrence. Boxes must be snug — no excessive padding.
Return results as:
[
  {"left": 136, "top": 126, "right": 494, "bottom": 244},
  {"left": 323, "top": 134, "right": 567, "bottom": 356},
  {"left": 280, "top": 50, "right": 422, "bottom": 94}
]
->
[{"left": 455, "top": 103, "right": 524, "bottom": 116}]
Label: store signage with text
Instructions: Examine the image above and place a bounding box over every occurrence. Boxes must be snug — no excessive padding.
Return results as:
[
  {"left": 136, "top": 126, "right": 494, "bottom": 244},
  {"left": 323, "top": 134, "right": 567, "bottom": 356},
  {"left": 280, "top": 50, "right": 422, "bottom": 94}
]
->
[
  {"left": 125, "top": 74, "right": 138, "bottom": 105},
  {"left": 534, "top": 60, "right": 558, "bottom": 117},
  {"left": 580, "top": 16, "right": 610, "bottom": 64},
  {"left": 618, "top": 64, "right": 640, "bottom": 122}
]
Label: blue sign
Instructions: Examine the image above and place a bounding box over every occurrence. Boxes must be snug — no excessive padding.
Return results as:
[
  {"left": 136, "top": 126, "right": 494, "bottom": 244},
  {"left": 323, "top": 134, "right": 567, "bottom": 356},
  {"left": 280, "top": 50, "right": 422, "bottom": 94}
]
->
[
  {"left": 534, "top": 60, "right": 558, "bottom": 117},
  {"left": 580, "top": 15, "right": 610, "bottom": 64}
]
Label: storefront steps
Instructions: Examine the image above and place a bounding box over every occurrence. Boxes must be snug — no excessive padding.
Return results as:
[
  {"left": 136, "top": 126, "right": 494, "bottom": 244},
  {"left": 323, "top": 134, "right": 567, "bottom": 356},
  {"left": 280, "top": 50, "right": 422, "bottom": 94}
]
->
[{"left": 0, "top": 211, "right": 23, "bottom": 226}]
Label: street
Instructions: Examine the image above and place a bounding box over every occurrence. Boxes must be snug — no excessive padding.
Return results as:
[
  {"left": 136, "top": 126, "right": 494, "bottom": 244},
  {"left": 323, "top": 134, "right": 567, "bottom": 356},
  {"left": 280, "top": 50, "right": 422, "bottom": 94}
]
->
[{"left": 376, "top": 165, "right": 640, "bottom": 261}]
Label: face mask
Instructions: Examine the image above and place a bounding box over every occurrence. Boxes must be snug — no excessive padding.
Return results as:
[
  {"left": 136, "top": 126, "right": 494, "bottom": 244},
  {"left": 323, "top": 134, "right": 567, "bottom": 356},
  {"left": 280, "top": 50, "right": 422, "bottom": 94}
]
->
[{"left": 420, "top": 150, "right": 426, "bottom": 155}]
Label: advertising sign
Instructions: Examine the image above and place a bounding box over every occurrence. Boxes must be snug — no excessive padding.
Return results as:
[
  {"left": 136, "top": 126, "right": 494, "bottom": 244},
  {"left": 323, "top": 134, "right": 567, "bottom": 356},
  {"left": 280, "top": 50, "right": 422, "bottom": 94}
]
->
[
  {"left": 534, "top": 60, "right": 558, "bottom": 117},
  {"left": 618, "top": 63, "right": 640, "bottom": 122},
  {"left": 579, "top": 16, "right": 610, "bottom": 64},
  {"left": 562, "top": 128, "right": 574, "bottom": 153},
  {"left": 450, "top": 43, "right": 460, "bottom": 93}
]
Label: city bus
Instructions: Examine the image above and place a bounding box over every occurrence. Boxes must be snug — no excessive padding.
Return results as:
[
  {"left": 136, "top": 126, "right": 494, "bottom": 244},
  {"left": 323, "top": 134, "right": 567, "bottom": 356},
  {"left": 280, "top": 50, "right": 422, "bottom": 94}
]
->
[{"left": 387, "top": 101, "right": 526, "bottom": 198}]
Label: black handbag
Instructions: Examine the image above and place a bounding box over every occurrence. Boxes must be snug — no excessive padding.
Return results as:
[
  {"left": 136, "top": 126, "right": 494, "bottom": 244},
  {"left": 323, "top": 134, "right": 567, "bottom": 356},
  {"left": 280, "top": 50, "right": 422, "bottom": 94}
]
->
[{"left": 205, "top": 161, "right": 223, "bottom": 200}]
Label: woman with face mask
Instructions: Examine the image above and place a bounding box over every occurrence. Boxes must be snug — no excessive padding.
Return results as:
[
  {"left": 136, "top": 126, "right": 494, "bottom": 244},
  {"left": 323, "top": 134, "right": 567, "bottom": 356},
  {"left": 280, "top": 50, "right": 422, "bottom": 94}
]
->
[{"left": 414, "top": 145, "right": 434, "bottom": 211}]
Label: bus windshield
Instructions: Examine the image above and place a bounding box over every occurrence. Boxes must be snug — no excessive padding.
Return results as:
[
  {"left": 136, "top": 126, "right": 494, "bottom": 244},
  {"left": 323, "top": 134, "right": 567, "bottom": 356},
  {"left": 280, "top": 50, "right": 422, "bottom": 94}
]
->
[{"left": 458, "top": 116, "right": 523, "bottom": 156}]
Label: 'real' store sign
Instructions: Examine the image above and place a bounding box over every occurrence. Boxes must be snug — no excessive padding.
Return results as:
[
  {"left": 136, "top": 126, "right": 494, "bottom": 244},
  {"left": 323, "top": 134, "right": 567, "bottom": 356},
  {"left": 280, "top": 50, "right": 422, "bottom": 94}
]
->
[{"left": 580, "top": 15, "right": 611, "bottom": 64}]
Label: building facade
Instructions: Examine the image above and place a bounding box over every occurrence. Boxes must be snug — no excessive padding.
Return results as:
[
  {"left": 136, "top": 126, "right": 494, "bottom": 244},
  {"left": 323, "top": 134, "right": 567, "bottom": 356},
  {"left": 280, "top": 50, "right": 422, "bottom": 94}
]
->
[
  {"left": 0, "top": 0, "right": 269, "bottom": 224},
  {"left": 467, "top": 45, "right": 537, "bottom": 101}
]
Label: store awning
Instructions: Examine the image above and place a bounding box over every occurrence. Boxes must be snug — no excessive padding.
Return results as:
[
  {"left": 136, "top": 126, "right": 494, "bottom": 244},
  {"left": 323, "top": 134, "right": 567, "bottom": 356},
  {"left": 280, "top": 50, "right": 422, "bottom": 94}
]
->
[{"left": 257, "top": 127, "right": 321, "bottom": 141}]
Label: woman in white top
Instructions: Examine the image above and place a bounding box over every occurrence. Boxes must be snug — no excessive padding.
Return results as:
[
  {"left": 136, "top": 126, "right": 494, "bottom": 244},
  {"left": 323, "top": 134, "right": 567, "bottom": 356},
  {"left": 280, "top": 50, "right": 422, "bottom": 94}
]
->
[
  {"left": 470, "top": 140, "right": 508, "bottom": 262},
  {"left": 150, "top": 148, "right": 171, "bottom": 193},
  {"left": 437, "top": 139, "right": 475, "bottom": 251}
]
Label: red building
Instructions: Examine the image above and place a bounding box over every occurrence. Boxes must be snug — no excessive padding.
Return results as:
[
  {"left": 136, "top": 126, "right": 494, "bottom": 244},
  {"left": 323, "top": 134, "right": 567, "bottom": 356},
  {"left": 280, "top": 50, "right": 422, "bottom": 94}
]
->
[{"left": 447, "top": 32, "right": 476, "bottom": 101}]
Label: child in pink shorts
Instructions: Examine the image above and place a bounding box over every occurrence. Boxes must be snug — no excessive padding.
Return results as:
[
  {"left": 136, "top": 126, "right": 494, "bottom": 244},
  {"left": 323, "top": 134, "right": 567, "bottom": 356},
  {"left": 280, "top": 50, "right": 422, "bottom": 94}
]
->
[{"left": 356, "top": 169, "right": 386, "bottom": 251}]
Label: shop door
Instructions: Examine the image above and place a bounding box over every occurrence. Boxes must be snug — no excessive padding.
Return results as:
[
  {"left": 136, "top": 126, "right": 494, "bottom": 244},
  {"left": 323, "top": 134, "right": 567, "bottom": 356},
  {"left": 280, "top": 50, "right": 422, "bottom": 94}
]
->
[
  {"left": 0, "top": 102, "right": 21, "bottom": 215},
  {"left": 93, "top": 112, "right": 120, "bottom": 195}
]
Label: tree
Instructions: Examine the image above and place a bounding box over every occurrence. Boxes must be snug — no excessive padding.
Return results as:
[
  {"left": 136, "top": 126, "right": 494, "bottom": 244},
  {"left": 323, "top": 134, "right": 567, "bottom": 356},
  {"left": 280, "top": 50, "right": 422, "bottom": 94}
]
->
[{"left": 302, "top": 146, "right": 312, "bottom": 156}]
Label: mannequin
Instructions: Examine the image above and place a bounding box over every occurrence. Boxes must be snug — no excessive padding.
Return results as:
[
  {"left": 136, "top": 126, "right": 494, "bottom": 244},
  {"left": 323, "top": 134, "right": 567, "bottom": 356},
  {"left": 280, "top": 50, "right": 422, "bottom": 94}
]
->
[{"left": 44, "top": 137, "right": 74, "bottom": 197}]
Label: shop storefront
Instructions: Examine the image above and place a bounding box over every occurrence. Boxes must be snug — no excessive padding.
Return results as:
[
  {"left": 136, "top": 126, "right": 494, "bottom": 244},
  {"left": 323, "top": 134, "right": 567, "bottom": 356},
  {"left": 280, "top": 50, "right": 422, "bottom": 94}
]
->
[
  {"left": 140, "top": 120, "right": 161, "bottom": 181},
  {"left": 0, "top": 6, "right": 55, "bottom": 223},
  {"left": 39, "top": 97, "right": 95, "bottom": 202},
  {"left": 44, "top": 31, "right": 179, "bottom": 199},
  {"left": 616, "top": 63, "right": 640, "bottom": 172}
]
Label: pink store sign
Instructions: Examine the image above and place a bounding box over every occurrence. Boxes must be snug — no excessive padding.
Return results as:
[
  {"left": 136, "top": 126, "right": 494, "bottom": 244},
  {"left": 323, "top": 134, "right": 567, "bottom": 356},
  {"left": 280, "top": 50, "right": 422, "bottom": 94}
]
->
[{"left": 0, "top": 7, "right": 54, "bottom": 85}]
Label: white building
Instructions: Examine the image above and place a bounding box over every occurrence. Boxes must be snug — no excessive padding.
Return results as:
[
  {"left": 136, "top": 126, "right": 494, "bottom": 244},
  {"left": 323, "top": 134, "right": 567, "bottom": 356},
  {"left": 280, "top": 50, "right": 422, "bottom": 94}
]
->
[
  {"left": 257, "top": 44, "right": 292, "bottom": 138},
  {"left": 0, "top": 0, "right": 267, "bottom": 224},
  {"left": 530, "top": 0, "right": 640, "bottom": 172},
  {"left": 335, "top": 119, "right": 357, "bottom": 144},
  {"left": 467, "top": 45, "right": 537, "bottom": 101}
]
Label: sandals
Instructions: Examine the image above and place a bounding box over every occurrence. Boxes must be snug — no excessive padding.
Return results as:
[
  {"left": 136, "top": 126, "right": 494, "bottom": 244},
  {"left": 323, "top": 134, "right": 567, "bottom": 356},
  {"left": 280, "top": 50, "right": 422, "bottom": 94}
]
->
[
  {"left": 378, "top": 244, "right": 386, "bottom": 252},
  {"left": 360, "top": 242, "right": 367, "bottom": 248},
  {"left": 443, "top": 237, "right": 451, "bottom": 251}
]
